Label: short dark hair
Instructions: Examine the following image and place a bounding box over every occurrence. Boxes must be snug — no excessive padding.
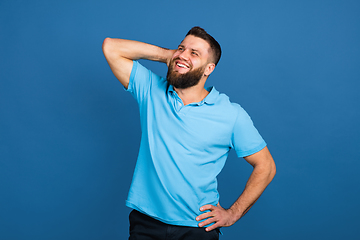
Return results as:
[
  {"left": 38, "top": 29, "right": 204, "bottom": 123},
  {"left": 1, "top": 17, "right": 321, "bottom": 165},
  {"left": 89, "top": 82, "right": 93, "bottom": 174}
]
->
[{"left": 186, "top": 26, "right": 222, "bottom": 66}]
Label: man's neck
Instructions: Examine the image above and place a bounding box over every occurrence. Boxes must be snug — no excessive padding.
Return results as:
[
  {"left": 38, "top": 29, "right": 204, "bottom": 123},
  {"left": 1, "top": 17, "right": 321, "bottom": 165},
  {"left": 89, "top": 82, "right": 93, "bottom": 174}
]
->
[{"left": 173, "top": 84, "right": 209, "bottom": 106}]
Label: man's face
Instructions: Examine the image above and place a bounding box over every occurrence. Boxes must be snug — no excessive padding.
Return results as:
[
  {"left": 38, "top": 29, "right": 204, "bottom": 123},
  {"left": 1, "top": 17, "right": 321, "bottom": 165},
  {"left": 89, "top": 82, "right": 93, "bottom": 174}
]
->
[{"left": 167, "top": 35, "right": 213, "bottom": 89}]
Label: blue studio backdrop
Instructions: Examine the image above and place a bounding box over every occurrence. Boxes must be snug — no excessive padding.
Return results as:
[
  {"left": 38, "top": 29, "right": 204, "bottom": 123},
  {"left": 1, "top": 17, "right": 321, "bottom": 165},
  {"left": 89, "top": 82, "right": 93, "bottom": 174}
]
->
[{"left": 1, "top": 0, "right": 360, "bottom": 239}]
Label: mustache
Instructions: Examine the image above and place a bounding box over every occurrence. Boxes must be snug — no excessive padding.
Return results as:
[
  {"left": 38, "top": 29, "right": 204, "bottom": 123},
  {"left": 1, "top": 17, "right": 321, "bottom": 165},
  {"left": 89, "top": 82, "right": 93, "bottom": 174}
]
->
[{"left": 171, "top": 58, "right": 192, "bottom": 68}]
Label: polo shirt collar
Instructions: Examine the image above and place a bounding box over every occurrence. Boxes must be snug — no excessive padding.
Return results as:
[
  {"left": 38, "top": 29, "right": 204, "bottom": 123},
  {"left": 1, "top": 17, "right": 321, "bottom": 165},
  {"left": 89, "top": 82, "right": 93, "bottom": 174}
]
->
[
  {"left": 168, "top": 85, "right": 219, "bottom": 105},
  {"left": 203, "top": 86, "right": 219, "bottom": 105}
]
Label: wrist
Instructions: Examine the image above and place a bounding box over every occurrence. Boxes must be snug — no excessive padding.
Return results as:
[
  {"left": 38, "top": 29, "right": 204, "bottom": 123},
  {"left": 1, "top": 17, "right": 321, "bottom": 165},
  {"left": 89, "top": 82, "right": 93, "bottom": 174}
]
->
[
  {"left": 228, "top": 205, "right": 244, "bottom": 221},
  {"left": 165, "top": 49, "right": 176, "bottom": 66}
]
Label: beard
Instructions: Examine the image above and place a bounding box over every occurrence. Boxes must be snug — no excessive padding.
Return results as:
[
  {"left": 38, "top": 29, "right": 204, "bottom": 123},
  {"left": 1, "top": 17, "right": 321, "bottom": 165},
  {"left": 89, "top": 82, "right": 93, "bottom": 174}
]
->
[{"left": 166, "top": 61, "right": 206, "bottom": 89}]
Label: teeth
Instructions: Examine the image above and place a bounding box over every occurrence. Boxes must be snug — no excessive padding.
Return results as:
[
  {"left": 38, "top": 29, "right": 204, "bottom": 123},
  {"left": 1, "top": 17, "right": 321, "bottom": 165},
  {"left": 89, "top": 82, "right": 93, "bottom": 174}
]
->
[{"left": 177, "top": 63, "right": 188, "bottom": 68}]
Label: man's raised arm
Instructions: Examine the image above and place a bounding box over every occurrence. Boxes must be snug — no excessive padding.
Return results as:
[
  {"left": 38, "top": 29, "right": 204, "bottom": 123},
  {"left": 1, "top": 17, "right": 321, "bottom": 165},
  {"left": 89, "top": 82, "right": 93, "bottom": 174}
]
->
[{"left": 102, "top": 38, "right": 174, "bottom": 89}]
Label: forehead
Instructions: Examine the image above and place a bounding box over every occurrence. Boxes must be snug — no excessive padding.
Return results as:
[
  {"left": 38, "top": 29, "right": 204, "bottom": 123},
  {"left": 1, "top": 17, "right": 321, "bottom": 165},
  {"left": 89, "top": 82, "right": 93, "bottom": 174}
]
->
[{"left": 180, "top": 35, "right": 211, "bottom": 54}]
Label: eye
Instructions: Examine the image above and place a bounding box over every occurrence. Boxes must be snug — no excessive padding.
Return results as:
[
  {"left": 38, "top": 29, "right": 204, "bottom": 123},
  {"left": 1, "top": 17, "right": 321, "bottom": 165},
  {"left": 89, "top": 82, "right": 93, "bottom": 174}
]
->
[
  {"left": 178, "top": 46, "right": 184, "bottom": 51},
  {"left": 191, "top": 51, "right": 198, "bottom": 56}
]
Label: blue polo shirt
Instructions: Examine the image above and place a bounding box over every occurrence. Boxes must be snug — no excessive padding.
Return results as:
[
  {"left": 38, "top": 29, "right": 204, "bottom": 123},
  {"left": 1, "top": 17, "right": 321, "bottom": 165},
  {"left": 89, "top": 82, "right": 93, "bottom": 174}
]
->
[{"left": 125, "top": 61, "right": 266, "bottom": 227}]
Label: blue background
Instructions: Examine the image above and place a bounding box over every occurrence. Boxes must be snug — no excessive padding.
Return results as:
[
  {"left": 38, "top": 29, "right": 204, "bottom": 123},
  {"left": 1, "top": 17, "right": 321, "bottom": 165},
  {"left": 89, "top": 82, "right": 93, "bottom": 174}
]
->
[{"left": 1, "top": 0, "right": 359, "bottom": 239}]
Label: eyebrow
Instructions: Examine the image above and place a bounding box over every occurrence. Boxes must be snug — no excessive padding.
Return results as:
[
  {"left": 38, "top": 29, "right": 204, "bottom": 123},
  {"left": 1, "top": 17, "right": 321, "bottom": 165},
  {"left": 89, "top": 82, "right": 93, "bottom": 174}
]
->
[{"left": 178, "top": 45, "right": 201, "bottom": 55}]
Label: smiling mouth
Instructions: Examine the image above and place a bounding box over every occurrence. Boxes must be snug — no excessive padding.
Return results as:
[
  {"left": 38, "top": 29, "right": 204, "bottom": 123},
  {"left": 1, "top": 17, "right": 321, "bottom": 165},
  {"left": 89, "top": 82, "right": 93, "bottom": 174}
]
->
[
  {"left": 174, "top": 60, "right": 190, "bottom": 69},
  {"left": 176, "top": 63, "right": 188, "bottom": 68}
]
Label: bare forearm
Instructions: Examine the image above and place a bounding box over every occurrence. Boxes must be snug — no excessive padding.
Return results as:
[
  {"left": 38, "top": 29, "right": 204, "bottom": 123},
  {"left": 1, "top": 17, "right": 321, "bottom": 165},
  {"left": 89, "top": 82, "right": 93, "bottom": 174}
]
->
[
  {"left": 102, "top": 38, "right": 173, "bottom": 64},
  {"left": 102, "top": 37, "right": 174, "bottom": 87},
  {"left": 229, "top": 160, "right": 276, "bottom": 220}
]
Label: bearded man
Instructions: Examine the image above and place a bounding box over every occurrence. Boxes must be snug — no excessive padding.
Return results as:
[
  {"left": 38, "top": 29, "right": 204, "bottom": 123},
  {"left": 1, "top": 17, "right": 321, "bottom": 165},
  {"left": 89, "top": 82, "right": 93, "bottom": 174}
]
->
[{"left": 102, "top": 27, "right": 276, "bottom": 240}]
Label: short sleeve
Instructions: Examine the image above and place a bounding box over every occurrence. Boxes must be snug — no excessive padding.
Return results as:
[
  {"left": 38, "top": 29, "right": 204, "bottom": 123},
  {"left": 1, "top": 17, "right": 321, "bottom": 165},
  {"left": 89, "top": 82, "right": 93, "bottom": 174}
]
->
[
  {"left": 231, "top": 105, "right": 267, "bottom": 157},
  {"left": 126, "top": 61, "right": 152, "bottom": 103}
]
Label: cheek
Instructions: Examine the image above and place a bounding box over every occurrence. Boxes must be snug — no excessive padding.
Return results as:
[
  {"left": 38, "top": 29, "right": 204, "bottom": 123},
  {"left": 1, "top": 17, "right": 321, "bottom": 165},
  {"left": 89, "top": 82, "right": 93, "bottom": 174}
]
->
[
  {"left": 172, "top": 51, "right": 181, "bottom": 59},
  {"left": 191, "top": 60, "right": 204, "bottom": 69}
]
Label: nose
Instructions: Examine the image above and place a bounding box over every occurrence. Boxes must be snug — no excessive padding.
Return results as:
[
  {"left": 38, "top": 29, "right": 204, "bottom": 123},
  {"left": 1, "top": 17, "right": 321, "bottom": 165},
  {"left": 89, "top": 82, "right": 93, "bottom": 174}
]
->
[{"left": 178, "top": 49, "right": 190, "bottom": 60}]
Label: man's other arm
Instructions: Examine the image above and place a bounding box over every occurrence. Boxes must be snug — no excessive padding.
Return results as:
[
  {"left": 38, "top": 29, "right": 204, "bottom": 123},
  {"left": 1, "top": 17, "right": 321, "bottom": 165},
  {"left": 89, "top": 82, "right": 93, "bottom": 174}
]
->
[
  {"left": 197, "top": 146, "right": 276, "bottom": 231},
  {"left": 102, "top": 38, "right": 174, "bottom": 89}
]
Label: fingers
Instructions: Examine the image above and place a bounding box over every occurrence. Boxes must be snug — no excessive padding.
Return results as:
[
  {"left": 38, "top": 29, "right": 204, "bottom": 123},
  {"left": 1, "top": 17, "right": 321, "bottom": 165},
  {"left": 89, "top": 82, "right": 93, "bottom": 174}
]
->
[
  {"left": 197, "top": 203, "right": 235, "bottom": 231},
  {"left": 198, "top": 217, "right": 218, "bottom": 229},
  {"left": 196, "top": 204, "right": 217, "bottom": 221},
  {"left": 197, "top": 204, "right": 220, "bottom": 231},
  {"left": 204, "top": 222, "right": 221, "bottom": 232},
  {"left": 198, "top": 213, "right": 222, "bottom": 232},
  {"left": 200, "top": 204, "right": 216, "bottom": 212},
  {"left": 196, "top": 211, "right": 213, "bottom": 221}
]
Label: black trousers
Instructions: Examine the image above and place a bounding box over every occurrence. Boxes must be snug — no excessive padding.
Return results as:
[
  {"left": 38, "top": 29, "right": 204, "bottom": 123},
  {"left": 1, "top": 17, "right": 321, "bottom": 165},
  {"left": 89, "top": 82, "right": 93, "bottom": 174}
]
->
[{"left": 129, "top": 210, "right": 220, "bottom": 240}]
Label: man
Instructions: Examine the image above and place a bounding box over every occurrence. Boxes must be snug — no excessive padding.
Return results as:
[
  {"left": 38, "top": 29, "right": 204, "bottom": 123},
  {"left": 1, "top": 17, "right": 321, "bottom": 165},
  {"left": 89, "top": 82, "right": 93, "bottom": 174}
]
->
[{"left": 103, "top": 27, "right": 276, "bottom": 240}]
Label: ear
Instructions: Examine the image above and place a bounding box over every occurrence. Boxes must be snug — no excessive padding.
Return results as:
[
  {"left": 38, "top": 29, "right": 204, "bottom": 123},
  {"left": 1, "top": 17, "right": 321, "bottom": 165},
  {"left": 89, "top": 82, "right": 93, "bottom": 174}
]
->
[{"left": 204, "top": 63, "right": 216, "bottom": 76}]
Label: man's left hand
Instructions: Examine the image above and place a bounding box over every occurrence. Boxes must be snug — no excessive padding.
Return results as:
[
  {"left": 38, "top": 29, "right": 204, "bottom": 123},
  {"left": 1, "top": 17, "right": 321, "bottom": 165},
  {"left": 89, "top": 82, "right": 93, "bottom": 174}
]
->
[{"left": 196, "top": 203, "right": 238, "bottom": 231}]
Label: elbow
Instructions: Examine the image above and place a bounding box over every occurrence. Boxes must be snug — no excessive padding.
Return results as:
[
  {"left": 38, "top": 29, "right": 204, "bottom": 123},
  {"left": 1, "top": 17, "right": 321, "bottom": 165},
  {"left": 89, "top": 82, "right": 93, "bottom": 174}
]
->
[
  {"left": 268, "top": 159, "right": 276, "bottom": 182},
  {"left": 260, "top": 157, "right": 276, "bottom": 183},
  {"left": 102, "top": 37, "right": 127, "bottom": 61},
  {"left": 102, "top": 37, "right": 113, "bottom": 57}
]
